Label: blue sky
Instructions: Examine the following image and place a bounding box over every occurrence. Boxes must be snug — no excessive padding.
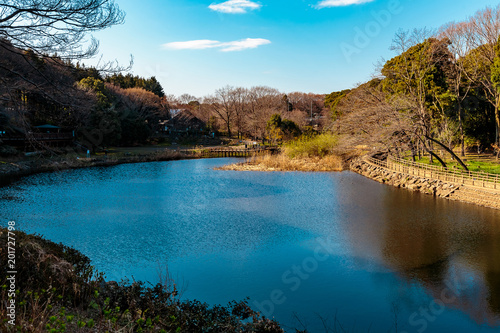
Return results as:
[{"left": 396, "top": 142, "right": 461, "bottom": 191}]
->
[{"left": 91, "top": 0, "right": 500, "bottom": 97}]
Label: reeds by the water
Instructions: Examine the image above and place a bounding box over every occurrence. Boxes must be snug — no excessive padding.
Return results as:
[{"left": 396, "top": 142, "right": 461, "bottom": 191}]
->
[
  {"left": 218, "top": 153, "right": 343, "bottom": 172},
  {"left": 218, "top": 133, "right": 344, "bottom": 172}
]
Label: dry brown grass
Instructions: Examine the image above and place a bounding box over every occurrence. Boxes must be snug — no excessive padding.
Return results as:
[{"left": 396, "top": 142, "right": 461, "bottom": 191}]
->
[{"left": 217, "top": 153, "right": 344, "bottom": 172}]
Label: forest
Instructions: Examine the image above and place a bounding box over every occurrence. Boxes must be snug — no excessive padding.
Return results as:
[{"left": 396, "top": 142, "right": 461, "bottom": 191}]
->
[{"left": 326, "top": 5, "right": 500, "bottom": 165}]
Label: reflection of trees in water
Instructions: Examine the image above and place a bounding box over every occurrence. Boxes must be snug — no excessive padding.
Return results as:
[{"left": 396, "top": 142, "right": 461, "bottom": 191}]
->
[
  {"left": 378, "top": 189, "right": 500, "bottom": 325},
  {"left": 486, "top": 271, "right": 500, "bottom": 314},
  {"left": 476, "top": 229, "right": 500, "bottom": 317},
  {"left": 335, "top": 177, "right": 500, "bottom": 326}
]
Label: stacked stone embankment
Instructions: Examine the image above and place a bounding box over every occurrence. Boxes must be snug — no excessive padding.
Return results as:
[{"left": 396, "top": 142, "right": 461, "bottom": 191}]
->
[{"left": 350, "top": 157, "right": 500, "bottom": 210}]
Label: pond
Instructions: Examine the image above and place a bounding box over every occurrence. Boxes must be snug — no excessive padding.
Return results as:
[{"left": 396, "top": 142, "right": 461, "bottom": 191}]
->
[{"left": 1, "top": 158, "right": 500, "bottom": 332}]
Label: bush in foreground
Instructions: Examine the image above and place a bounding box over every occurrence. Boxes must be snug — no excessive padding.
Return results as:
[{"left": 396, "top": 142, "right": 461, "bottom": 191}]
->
[{"left": 0, "top": 228, "right": 284, "bottom": 332}]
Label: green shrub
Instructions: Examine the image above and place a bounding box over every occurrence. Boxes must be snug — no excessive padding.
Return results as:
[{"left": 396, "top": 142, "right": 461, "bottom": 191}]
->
[{"left": 284, "top": 133, "right": 338, "bottom": 158}]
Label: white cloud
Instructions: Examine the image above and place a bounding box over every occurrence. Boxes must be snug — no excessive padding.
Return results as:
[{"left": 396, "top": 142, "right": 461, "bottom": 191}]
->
[
  {"left": 209, "top": 0, "right": 261, "bottom": 14},
  {"left": 163, "top": 38, "right": 270, "bottom": 52},
  {"left": 315, "top": 0, "right": 374, "bottom": 8},
  {"left": 163, "top": 40, "right": 221, "bottom": 50},
  {"left": 220, "top": 38, "right": 271, "bottom": 51}
]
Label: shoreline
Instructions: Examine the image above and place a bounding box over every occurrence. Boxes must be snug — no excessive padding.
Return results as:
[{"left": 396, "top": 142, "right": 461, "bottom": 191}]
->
[
  {"left": 0, "top": 149, "right": 196, "bottom": 187},
  {"left": 214, "top": 152, "right": 500, "bottom": 210},
  {"left": 350, "top": 157, "right": 500, "bottom": 210},
  {"left": 3, "top": 149, "right": 499, "bottom": 211}
]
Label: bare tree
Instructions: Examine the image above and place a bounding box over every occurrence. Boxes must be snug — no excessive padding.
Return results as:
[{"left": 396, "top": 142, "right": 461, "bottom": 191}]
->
[
  {"left": 247, "top": 86, "right": 282, "bottom": 140},
  {"left": 287, "top": 92, "right": 325, "bottom": 128},
  {"left": 0, "top": 0, "right": 128, "bottom": 108},
  {"left": 440, "top": 21, "right": 478, "bottom": 156},
  {"left": 0, "top": 39, "right": 94, "bottom": 126},
  {"left": 0, "top": 0, "right": 125, "bottom": 60},
  {"left": 117, "top": 86, "right": 169, "bottom": 122},
  {"left": 230, "top": 87, "right": 249, "bottom": 139},
  {"left": 334, "top": 80, "right": 411, "bottom": 152},
  {"left": 466, "top": 5, "right": 500, "bottom": 145},
  {"left": 208, "top": 86, "right": 236, "bottom": 137},
  {"left": 178, "top": 94, "right": 198, "bottom": 105},
  {"left": 0, "top": 0, "right": 128, "bottom": 151}
]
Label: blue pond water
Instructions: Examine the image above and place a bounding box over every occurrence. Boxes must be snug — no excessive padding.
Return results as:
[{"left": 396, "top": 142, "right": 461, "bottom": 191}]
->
[{"left": 1, "top": 158, "right": 500, "bottom": 332}]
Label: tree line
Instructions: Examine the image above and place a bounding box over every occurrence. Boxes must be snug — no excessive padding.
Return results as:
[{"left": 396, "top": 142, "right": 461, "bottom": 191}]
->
[
  {"left": 0, "top": 38, "right": 170, "bottom": 150},
  {"left": 0, "top": 38, "right": 328, "bottom": 150},
  {"left": 166, "top": 86, "right": 327, "bottom": 143}
]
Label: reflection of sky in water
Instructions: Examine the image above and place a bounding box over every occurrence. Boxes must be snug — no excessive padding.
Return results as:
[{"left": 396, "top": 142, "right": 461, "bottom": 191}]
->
[{"left": 1, "top": 158, "right": 500, "bottom": 332}]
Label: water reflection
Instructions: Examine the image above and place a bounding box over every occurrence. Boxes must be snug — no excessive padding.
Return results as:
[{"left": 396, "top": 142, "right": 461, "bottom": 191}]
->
[{"left": 339, "top": 180, "right": 500, "bottom": 327}]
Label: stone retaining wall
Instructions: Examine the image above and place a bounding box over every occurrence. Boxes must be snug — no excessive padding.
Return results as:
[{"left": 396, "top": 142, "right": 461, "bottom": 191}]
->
[{"left": 350, "top": 158, "right": 500, "bottom": 210}]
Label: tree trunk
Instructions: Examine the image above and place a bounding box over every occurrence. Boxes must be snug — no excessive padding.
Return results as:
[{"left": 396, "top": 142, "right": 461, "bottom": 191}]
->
[
  {"left": 411, "top": 140, "right": 416, "bottom": 162},
  {"left": 416, "top": 135, "right": 447, "bottom": 168},
  {"left": 458, "top": 102, "right": 465, "bottom": 157},
  {"left": 496, "top": 109, "right": 500, "bottom": 146},
  {"left": 425, "top": 135, "right": 469, "bottom": 171},
  {"left": 495, "top": 95, "right": 500, "bottom": 147},
  {"left": 429, "top": 139, "right": 434, "bottom": 164},
  {"left": 428, "top": 150, "right": 447, "bottom": 168}
]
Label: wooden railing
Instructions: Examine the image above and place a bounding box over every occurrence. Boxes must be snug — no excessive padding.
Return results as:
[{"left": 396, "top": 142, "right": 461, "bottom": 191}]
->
[
  {"left": 365, "top": 156, "right": 500, "bottom": 190},
  {"left": 365, "top": 156, "right": 387, "bottom": 168},
  {"left": 178, "top": 147, "right": 274, "bottom": 158}
]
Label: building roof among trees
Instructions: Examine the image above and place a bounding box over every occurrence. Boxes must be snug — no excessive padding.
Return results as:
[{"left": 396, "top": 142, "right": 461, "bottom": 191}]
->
[{"left": 169, "top": 110, "right": 205, "bottom": 131}]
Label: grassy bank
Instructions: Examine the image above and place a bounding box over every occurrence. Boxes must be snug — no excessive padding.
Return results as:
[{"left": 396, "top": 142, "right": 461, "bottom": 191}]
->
[
  {"left": 0, "top": 228, "right": 284, "bottom": 332},
  {"left": 403, "top": 154, "right": 500, "bottom": 174}
]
